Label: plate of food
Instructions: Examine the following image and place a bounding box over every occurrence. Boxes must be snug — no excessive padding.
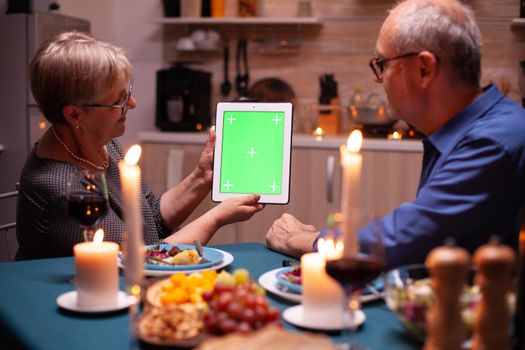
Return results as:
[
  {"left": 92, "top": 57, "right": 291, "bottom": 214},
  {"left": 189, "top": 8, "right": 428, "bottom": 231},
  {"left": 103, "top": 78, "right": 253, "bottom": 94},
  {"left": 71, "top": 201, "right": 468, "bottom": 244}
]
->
[
  {"left": 275, "top": 265, "right": 302, "bottom": 294},
  {"left": 139, "top": 269, "right": 281, "bottom": 348},
  {"left": 144, "top": 244, "right": 223, "bottom": 271},
  {"left": 258, "top": 267, "right": 302, "bottom": 303},
  {"left": 259, "top": 266, "right": 385, "bottom": 304},
  {"left": 118, "top": 244, "right": 234, "bottom": 277}
]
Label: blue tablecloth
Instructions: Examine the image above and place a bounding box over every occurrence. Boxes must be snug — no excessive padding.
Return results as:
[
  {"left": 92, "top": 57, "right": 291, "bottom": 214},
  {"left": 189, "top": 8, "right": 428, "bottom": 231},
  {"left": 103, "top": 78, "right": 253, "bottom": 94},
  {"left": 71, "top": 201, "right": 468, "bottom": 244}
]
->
[{"left": 0, "top": 242, "right": 421, "bottom": 349}]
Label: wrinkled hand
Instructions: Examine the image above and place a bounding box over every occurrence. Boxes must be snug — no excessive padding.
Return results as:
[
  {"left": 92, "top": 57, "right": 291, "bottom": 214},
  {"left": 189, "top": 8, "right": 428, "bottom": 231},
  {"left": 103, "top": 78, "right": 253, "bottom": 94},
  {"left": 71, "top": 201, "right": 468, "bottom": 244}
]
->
[
  {"left": 195, "top": 129, "right": 216, "bottom": 184},
  {"left": 213, "top": 194, "right": 264, "bottom": 227},
  {"left": 266, "top": 213, "right": 318, "bottom": 258}
]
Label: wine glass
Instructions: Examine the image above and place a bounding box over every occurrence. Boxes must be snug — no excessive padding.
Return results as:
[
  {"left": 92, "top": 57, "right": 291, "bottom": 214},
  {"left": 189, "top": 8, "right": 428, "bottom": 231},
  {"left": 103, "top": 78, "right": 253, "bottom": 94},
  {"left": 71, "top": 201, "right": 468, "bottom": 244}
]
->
[
  {"left": 67, "top": 169, "right": 109, "bottom": 241},
  {"left": 325, "top": 211, "right": 385, "bottom": 350}
]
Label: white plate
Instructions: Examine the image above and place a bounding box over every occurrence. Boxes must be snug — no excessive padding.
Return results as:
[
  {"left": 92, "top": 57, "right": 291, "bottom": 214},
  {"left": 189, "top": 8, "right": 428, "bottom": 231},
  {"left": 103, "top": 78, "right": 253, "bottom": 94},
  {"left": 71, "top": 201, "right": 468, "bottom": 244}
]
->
[
  {"left": 258, "top": 268, "right": 384, "bottom": 304},
  {"left": 56, "top": 291, "right": 133, "bottom": 313},
  {"left": 258, "top": 267, "right": 302, "bottom": 303},
  {"left": 283, "top": 304, "right": 366, "bottom": 331},
  {"left": 118, "top": 249, "right": 234, "bottom": 277}
]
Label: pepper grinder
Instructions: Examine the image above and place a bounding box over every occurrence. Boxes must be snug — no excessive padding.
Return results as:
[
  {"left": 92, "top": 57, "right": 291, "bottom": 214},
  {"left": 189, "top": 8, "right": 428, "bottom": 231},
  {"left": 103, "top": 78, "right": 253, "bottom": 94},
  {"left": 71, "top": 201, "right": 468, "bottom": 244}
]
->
[
  {"left": 424, "top": 245, "right": 470, "bottom": 350},
  {"left": 472, "top": 241, "right": 516, "bottom": 350}
]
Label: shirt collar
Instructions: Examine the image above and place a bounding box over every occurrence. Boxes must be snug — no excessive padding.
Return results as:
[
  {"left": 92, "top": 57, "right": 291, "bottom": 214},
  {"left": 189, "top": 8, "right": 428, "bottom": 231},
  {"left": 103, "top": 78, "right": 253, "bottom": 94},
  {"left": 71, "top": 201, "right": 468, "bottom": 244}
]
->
[{"left": 426, "top": 84, "right": 504, "bottom": 155}]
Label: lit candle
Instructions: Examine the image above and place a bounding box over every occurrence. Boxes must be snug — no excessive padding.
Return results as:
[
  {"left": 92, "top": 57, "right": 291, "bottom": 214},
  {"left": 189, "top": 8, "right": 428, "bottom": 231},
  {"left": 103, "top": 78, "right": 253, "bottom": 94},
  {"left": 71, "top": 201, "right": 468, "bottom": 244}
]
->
[
  {"left": 74, "top": 229, "right": 119, "bottom": 307},
  {"left": 119, "top": 145, "right": 144, "bottom": 291},
  {"left": 340, "top": 129, "right": 363, "bottom": 256},
  {"left": 313, "top": 127, "right": 324, "bottom": 142},
  {"left": 301, "top": 238, "right": 344, "bottom": 322},
  {"left": 318, "top": 235, "right": 344, "bottom": 261}
]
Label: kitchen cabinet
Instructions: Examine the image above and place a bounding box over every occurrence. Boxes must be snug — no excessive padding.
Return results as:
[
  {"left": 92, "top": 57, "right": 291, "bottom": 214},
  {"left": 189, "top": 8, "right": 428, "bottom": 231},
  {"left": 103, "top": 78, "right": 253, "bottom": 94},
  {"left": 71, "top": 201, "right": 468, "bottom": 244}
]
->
[
  {"left": 139, "top": 132, "right": 423, "bottom": 245},
  {"left": 156, "top": 16, "right": 322, "bottom": 41},
  {"left": 154, "top": 17, "right": 322, "bottom": 26}
]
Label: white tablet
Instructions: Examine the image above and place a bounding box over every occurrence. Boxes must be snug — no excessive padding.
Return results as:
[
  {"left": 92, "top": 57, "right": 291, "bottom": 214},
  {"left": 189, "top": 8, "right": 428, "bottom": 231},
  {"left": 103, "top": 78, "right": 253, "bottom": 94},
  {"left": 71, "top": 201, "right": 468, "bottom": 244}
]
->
[{"left": 212, "top": 102, "right": 293, "bottom": 204}]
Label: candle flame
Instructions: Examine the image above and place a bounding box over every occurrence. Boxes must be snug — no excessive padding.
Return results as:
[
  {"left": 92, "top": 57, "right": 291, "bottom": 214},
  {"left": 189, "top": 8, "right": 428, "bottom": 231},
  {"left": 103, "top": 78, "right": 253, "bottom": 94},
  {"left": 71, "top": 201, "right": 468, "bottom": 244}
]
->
[
  {"left": 388, "top": 131, "right": 401, "bottom": 140},
  {"left": 318, "top": 236, "right": 344, "bottom": 260},
  {"left": 346, "top": 129, "right": 363, "bottom": 153},
  {"left": 124, "top": 145, "right": 142, "bottom": 166},
  {"left": 93, "top": 229, "right": 104, "bottom": 244}
]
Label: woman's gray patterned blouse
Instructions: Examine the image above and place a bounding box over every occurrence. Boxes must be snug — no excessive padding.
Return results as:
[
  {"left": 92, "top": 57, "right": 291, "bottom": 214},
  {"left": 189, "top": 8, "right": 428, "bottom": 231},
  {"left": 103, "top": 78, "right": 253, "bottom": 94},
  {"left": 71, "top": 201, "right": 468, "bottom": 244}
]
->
[{"left": 15, "top": 139, "right": 171, "bottom": 260}]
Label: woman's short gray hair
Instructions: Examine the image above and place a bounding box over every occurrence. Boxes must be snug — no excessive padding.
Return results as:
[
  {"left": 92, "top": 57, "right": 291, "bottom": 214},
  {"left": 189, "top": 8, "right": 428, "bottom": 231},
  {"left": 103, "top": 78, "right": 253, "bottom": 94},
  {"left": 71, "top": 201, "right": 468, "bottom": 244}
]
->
[
  {"left": 391, "top": 0, "right": 482, "bottom": 86},
  {"left": 30, "top": 31, "right": 133, "bottom": 124}
]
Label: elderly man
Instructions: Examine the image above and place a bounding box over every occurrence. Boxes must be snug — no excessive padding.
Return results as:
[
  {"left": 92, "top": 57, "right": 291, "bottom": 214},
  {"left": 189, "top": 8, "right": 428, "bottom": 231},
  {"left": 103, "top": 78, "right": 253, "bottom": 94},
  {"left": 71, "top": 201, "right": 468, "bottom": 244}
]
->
[{"left": 266, "top": 0, "right": 525, "bottom": 268}]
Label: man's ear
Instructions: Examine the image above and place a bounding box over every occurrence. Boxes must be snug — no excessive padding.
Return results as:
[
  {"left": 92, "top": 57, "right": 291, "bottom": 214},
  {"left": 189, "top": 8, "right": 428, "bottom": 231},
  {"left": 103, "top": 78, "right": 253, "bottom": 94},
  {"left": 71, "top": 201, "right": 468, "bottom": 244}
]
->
[
  {"left": 417, "top": 51, "right": 439, "bottom": 88},
  {"left": 62, "top": 105, "right": 82, "bottom": 128}
]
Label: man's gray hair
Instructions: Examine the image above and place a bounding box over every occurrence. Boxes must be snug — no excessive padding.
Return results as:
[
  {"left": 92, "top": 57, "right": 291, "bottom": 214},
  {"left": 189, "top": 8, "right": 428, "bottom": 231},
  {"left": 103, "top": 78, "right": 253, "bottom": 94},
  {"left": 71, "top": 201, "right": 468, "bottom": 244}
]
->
[{"left": 392, "top": 0, "right": 482, "bottom": 86}]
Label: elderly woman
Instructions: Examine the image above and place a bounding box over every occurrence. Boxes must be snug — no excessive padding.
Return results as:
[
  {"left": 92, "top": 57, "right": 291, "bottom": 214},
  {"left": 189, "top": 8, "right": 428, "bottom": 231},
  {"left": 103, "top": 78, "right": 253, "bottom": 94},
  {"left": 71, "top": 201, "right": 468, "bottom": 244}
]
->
[{"left": 16, "top": 31, "right": 263, "bottom": 260}]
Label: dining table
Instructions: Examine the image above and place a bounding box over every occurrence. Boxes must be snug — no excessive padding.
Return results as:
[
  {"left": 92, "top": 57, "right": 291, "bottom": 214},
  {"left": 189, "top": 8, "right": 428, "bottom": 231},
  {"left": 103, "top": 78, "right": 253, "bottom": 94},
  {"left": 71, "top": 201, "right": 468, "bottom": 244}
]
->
[{"left": 0, "top": 242, "right": 421, "bottom": 349}]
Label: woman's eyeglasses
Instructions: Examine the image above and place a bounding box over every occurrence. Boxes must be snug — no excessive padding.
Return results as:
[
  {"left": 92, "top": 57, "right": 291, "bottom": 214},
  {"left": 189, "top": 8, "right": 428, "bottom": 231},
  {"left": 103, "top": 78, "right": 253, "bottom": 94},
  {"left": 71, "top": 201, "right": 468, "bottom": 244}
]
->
[{"left": 82, "top": 82, "right": 133, "bottom": 116}]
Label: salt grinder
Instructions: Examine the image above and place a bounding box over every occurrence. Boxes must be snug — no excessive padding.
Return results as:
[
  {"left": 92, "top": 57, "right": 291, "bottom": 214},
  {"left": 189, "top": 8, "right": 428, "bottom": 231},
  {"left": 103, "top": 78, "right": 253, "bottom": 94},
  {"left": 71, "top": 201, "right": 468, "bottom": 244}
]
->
[
  {"left": 472, "top": 242, "right": 516, "bottom": 350},
  {"left": 424, "top": 245, "right": 470, "bottom": 350}
]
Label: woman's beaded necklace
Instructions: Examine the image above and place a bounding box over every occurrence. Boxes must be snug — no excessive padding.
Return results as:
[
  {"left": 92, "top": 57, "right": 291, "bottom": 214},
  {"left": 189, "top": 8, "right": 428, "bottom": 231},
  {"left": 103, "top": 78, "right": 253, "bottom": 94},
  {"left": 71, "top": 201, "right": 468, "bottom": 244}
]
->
[{"left": 51, "top": 127, "right": 108, "bottom": 170}]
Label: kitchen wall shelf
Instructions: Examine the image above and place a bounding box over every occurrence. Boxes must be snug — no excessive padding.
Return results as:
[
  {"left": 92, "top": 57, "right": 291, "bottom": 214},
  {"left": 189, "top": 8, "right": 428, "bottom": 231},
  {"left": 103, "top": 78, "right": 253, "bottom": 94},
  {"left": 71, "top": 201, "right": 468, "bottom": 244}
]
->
[
  {"left": 511, "top": 18, "right": 525, "bottom": 27},
  {"left": 154, "top": 17, "right": 322, "bottom": 26}
]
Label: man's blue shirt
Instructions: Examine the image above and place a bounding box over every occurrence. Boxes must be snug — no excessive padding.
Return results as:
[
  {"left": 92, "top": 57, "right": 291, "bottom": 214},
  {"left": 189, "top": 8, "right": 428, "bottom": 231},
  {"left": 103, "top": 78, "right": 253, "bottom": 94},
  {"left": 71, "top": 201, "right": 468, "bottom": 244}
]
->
[{"left": 354, "top": 85, "right": 525, "bottom": 268}]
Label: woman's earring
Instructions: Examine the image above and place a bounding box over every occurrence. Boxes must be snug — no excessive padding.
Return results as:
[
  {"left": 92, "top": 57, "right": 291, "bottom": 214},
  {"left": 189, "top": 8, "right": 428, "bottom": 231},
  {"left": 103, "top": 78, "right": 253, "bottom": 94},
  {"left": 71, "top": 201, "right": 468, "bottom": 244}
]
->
[{"left": 75, "top": 125, "right": 80, "bottom": 130}]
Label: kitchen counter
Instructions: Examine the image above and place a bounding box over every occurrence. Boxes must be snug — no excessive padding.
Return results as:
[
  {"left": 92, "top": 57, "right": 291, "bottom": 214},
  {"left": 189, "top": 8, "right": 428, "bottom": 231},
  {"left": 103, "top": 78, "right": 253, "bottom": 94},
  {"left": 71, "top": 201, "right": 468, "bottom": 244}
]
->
[{"left": 138, "top": 131, "right": 423, "bottom": 153}]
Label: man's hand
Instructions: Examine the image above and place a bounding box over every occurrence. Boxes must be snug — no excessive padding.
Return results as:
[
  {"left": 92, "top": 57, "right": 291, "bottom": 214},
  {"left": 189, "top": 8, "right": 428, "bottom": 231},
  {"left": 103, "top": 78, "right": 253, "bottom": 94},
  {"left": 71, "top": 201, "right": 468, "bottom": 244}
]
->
[{"left": 266, "top": 213, "right": 319, "bottom": 258}]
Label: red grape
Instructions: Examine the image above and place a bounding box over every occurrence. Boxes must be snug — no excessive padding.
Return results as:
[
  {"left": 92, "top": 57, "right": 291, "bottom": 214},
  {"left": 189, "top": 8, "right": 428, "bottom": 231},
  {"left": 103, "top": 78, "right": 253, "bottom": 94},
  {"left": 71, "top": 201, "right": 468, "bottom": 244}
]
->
[
  {"left": 254, "top": 305, "right": 268, "bottom": 323},
  {"left": 217, "top": 292, "right": 233, "bottom": 311},
  {"left": 227, "top": 302, "right": 243, "bottom": 319},
  {"left": 202, "top": 290, "right": 213, "bottom": 302},
  {"left": 241, "top": 308, "right": 256, "bottom": 325},
  {"left": 267, "top": 307, "right": 280, "bottom": 322},
  {"left": 204, "top": 280, "right": 281, "bottom": 335},
  {"left": 243, "top": 294, "right": 257, "bottom": 308},
  {"left": 220, "top": 319, "right": 237, "bottom": 334},
  {"left": 237, "top": 321, "right": 252, "bottom": 333}
]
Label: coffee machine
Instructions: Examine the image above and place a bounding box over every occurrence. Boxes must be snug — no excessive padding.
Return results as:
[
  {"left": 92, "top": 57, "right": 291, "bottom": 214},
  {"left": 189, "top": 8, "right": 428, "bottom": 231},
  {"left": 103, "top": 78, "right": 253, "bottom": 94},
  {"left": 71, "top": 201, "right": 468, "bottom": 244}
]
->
[{"left": 156, "top": 63, "right": 212, "bottom": 131}]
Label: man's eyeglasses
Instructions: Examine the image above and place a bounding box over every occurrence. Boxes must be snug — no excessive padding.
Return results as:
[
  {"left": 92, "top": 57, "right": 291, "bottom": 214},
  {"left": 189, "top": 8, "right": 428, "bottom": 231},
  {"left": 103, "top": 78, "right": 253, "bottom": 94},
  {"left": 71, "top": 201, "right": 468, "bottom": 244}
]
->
[
  {"left": 369, "top": 52, "right": 420, "bottom": 82},
  {"left": 82, "top": 82, "right": 133, "bottom": 116}
]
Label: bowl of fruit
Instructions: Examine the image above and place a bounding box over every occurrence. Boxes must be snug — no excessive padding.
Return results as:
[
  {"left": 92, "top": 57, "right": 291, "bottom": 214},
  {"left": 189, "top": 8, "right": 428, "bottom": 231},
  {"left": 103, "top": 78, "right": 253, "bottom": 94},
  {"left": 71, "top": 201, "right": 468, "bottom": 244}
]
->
[
  {"left": 384, "top": 264, "right": 479, "bottom": 340},
  {"left": 384, "top": 264, "right": 517, "bottom": 341}
]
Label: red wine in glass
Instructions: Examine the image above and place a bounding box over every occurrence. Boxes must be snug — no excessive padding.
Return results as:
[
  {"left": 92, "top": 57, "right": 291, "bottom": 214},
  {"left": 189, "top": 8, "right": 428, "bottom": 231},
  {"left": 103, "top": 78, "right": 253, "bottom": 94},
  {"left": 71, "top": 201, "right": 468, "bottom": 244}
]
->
[
  {"left": 326, "top": 255, "right": 384, "bottom": 350},
  {"left": 67, "top": 170, "right": 109, "bottom": 241},
  {"left": 325, "top": 255, "right": 385, "bottom": 289},
  {"left": 68, "top": 192, "right": 109, "bottom": 228}
]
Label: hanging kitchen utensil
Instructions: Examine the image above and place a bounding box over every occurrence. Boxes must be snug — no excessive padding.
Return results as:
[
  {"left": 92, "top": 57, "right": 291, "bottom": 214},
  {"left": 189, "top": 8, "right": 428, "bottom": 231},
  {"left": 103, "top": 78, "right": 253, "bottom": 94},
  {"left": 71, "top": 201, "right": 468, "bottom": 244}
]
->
[
  {"left": 235, "top": 38, "right": 249, "bottom": 97},
  {"left": 220, "top": 42, "right": 231, "bottom": 96}
]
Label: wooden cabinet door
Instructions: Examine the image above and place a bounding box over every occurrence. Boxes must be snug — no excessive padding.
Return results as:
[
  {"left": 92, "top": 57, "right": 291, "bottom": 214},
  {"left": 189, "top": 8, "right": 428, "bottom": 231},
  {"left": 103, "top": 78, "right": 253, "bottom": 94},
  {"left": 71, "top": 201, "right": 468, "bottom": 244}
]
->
[{"left": 141, "top": 143, "right": 237, "bottom": 245}]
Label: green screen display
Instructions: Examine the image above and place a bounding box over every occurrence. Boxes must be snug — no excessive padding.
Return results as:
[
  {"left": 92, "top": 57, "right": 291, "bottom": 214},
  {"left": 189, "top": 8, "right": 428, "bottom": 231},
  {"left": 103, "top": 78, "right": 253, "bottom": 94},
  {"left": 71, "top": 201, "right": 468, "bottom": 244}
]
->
[{"left": 220, "top": 110, "right": 285, "bottom": 194}]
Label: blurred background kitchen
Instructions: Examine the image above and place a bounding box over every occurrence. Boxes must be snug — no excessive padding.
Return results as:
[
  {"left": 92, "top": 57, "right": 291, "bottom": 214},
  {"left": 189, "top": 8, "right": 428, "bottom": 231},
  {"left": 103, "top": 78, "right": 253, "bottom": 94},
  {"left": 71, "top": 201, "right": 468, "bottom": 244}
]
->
[{"left": 1, "top": 0, "right": 524, "bottom": 261}]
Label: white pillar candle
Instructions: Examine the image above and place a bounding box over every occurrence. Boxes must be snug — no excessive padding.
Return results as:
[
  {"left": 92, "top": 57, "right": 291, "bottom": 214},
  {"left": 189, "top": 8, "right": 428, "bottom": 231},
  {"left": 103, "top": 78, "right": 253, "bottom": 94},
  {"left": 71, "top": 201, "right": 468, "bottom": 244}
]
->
[
  {"left": 340, "top": 129, "right": 363, "bottom": 256},
  {"left": 301, "top": 252, "right": 343, "bottom": 322},
  {"left": 74, "top": 229, "right": 119, "bottom": 307},
  {"left": 119, "top": 145, "right": 144, "bottom": 290}
]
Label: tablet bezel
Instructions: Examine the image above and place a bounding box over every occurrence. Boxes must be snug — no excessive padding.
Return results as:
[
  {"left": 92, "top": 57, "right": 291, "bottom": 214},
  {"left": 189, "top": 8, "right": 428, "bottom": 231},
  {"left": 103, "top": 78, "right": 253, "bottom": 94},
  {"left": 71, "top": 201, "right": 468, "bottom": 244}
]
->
[{"left": 211, "top": 102, "right": 293, "bottom": 204}]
